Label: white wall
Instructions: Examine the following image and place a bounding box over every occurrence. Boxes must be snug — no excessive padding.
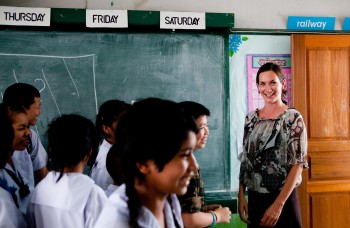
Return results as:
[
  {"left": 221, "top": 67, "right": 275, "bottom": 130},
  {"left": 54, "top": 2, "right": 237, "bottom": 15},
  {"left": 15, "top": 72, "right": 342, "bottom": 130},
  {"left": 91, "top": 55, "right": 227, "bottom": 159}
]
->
[{"left": 1, "top": 0, "right": 349, "bottom": 30}]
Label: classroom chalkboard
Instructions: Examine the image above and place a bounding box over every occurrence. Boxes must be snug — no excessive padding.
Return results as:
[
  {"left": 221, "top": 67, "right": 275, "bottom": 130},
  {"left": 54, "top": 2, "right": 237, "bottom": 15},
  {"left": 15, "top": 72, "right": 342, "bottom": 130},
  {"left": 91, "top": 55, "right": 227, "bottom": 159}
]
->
[{"left": 0, "top": 29, "right": 228, "bottom": 191}]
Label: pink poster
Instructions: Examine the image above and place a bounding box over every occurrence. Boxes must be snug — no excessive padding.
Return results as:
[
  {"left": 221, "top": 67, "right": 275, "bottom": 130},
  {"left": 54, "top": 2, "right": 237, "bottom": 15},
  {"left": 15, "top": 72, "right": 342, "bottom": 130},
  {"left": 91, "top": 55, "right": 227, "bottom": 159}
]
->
[{"left": 247, "top": 54, "right": 291, "bottom": 112}]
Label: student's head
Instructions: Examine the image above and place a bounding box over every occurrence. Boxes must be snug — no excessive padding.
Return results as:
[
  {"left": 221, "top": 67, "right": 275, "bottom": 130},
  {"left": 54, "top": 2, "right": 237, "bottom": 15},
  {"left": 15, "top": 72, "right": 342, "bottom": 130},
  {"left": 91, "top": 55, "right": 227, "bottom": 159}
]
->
[
  {"left": 116, "top": 97, "right": 198, "bottom": 227},
  {"left": 179, "top": 101, "right": 210, "bottom": 150},
  {"left": 96, "top": 99, "right": 130, "bottom": 144},
  {"left": 4, "top": 104, "right": 31, "bottom": 152},
  {"left": 0, "top": 103, "right": 14, "bottom": 169},
  {"left": 47, "top": 114, "right": 99, "bottom": 181},
  {"left": 256, "top": 62, "right": 287, "bottom": 105},
  {"left": 106, "top": 144, "right": 124, "bottom": 186},
  {"left": 3, "top": 82, "right": 41, "bottom": 126}
]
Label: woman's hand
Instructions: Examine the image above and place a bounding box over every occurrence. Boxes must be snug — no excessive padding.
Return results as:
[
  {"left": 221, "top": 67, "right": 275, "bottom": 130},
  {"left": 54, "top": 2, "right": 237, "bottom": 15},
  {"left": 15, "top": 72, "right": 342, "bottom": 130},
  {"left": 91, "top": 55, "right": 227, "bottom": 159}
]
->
[
  {"left": 259, "top": 201, "right": 283, "bottom": 227},
  {"left": 238, "top": 192, "right": 250, "bottom": 224}
]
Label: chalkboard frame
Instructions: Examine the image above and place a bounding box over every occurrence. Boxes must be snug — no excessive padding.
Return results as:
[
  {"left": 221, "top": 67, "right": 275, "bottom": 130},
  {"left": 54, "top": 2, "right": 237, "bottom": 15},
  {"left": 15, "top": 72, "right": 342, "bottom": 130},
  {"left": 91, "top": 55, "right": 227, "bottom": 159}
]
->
[{"left": 0, "top": 8, "right": 233, "bottom": 202}]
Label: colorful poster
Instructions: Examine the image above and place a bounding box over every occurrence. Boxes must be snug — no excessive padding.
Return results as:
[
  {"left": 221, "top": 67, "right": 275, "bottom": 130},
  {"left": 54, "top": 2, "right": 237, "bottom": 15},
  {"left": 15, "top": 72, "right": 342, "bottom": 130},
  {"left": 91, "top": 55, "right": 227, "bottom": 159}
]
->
[{"left": 247, "top": 54, "right": 291, "bottom": 112}]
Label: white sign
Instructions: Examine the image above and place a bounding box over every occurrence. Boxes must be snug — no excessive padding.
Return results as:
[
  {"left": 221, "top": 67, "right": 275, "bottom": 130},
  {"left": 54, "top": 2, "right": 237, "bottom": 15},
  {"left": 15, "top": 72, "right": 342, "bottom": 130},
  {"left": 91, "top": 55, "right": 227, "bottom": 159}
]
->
[
  {"left": 160, "top": 11, "right": 205, "bottom": 30},
  {"left": 0, "top": 6, "right": 50, "bottom": 26},
  {"left": 86, "top": 9, "right": 128, "bottom": 28}
]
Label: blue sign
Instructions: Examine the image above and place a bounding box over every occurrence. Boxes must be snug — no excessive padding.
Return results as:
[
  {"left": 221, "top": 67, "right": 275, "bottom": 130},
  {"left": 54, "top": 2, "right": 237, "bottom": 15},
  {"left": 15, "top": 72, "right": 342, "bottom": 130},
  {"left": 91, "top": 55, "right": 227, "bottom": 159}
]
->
[
  {"left": 287, "top": 16, "right": 335, "bottom": 31},
  {"left": 343, "top": 18, "right": 350, "bottom": 30}
]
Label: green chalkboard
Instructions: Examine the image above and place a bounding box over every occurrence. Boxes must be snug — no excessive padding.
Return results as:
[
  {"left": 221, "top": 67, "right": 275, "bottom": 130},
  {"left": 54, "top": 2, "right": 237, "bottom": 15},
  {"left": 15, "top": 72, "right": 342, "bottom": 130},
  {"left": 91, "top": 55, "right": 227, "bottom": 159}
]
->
[{"left": 0, "top": 29, "right": 228, "bottom": 191}]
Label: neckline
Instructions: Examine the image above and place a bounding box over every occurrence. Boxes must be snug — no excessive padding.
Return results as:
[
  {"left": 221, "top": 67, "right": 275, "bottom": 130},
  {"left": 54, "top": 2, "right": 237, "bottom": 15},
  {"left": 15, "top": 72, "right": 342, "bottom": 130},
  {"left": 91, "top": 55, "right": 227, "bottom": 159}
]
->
[{"left": 256, "top": 108, "right": 290, "bottom": 120}]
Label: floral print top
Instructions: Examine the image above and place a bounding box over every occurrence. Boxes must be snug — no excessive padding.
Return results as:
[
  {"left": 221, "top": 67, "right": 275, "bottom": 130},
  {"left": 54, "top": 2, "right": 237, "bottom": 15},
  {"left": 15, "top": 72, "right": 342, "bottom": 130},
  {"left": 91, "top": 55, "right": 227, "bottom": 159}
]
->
[{"left": 239, "top": 108, "right": 308, "bottom": 193}]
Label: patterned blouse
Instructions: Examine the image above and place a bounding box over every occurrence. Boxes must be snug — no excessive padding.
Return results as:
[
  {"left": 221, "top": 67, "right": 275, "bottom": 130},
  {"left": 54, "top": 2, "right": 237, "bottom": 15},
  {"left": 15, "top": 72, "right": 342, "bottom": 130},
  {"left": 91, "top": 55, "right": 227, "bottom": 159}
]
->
[{"left": 239, "top": 108, "right": 308, "bottom": 193}]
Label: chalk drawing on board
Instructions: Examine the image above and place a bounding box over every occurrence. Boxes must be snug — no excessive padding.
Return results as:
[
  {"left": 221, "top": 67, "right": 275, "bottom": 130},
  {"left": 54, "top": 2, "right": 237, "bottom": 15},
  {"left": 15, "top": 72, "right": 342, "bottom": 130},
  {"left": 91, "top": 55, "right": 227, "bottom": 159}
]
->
[{"left": 0, "top": 53, "right": 98, "bottom": 145}]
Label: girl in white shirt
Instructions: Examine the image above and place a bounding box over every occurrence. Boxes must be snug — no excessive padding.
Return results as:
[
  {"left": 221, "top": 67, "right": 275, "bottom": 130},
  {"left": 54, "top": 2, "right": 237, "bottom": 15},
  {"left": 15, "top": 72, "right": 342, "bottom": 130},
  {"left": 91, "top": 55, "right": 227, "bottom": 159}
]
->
[
  {"left": 0, "top": 103, "right": 27, "bottom": 227},
  {"left": 90, "top": 99, "right": 130, "bottom": 190},
  {"left": 95, "top": 98, "right": 199, "bottom": 228},
  {"left": 27, "top": 114, "right": 107, "bottom": 228}
]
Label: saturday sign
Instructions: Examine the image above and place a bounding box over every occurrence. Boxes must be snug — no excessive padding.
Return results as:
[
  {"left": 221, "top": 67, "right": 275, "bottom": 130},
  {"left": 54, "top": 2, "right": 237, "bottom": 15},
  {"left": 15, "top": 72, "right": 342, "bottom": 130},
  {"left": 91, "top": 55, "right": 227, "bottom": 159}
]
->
[
  {"left": 0, "top": 6, "right": 50, "bottom": 26},
  {"left": 86, "top": 9, "right": 128, "bottom": 28},
  {"left": 160, "top": 11, "right": 205, "bottom": 30}
]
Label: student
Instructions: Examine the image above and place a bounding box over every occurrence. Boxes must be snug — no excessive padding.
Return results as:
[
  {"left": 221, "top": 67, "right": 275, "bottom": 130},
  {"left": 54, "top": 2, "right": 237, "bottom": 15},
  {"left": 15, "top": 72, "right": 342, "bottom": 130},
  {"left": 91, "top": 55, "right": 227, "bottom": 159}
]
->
[
  {"left": 95, "top": 97, "right": 198, "bottom": 228},
  {"left": 3, "top": 83, "right": 49, "bottom": 184},
  {"left": 0, "top": 103, "right": 32, "bottom": 216},
  {"left": 90, "top": 99, "right": 130, "bottom": 190},
  {"left": 104, "top": 144, "right": 124, "bottom": 197},
  {"left": 0, "top": 103, "right": 27, "bottom": 227},
  {"left": 27, "top": 114, "right": 108, "bottom": 228},
  {"left": 177, "top": 101, "right": 231, "bottom": 227}
]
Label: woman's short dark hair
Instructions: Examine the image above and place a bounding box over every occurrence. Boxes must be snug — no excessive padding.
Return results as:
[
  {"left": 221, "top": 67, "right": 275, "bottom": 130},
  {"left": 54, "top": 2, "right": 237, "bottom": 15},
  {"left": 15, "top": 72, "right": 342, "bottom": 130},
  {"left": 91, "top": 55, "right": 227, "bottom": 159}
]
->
[{"left": 47, "top": 114, "right": 99, "bottom": 182}]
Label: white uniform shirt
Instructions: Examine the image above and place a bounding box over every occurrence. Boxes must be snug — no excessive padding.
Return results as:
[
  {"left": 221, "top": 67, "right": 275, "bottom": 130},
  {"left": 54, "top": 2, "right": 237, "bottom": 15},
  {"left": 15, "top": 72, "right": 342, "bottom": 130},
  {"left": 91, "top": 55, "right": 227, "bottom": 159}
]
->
[
  {"left": 27, "top": 171, "right": 108, "bottom": 228},
  {"left": 0, "top": 187, "right": 26, "bottom": 228},
  {"left": 95, "top": 184, "right": 184, "bottom": 228},
  {"left": 90, "top": 139, "right": 113, "bottom": 190},
  {"left": 104, "top": 184, "right": 119, "bottom": 197},
  {"left": 0, "top": 164, "right": 32, "bottom": 216},
  {"left": 12, "top": 129, "right": 48, "bottom": 186}
]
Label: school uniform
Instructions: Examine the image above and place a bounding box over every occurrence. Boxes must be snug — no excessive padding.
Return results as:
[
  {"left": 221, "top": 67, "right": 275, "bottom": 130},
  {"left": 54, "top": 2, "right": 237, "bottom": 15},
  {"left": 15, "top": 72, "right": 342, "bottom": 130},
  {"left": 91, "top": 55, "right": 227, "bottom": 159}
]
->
[
  {"left": 0, "top": 187, "right": 26, "bottom": 228},
  {"left": 0, "top": 164, "right": 32, "bottom": 216},
  {"left": 12, "top": 129, "right": 48, "bottom": 185},
  {"left": 27, "top": 171, "right": 107, "bottom": 228},
  {"left": 104, "top": 184, "right": 119, "bottom": 197},
  {"left": 90, "top": 139, "right": 113, "bottom": 190},
  {"left": 95, "top": 184, "right": 184, "bottom": 228}
]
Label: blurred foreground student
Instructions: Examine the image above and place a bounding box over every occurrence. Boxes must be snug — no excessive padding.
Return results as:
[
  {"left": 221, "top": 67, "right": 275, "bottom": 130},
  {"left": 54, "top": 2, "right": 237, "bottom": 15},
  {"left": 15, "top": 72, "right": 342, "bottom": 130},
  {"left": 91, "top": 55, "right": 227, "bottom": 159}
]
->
[
  {"left": 95, "top": 98, "right": 198, "bottom": 228},
  {"left": 27, "top": 114, "right": 107, "bottom": 228},
  {"left": 0, "top": 103, "right": 27, "bottom": 227},
  {"left": 178, "top": 101, "right": 231, "bottom": 227},
  {"left": 90, "top": 99, "right": 130, "bottom": 190},
  {"left": 3, "top": 83, "right": 49, "bottom": 183}
]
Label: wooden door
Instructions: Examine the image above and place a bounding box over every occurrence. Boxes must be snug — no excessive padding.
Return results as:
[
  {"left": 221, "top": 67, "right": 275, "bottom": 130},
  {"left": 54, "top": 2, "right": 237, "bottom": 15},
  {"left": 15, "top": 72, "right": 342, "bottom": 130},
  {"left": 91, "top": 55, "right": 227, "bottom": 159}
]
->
[{"left": 292, "top": 34, "right": 350, "bottom": 228}]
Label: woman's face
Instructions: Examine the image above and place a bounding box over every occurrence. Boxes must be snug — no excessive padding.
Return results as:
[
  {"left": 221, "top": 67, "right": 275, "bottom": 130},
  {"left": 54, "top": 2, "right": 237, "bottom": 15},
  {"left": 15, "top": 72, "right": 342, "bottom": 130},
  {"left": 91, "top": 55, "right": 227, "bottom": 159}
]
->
[
  {"left": 11, "top": 112, "right": 31, "bottom": 151},
  {"left": 195, "top": 115, "right": 209, "bottom": 150},
  {"left": 257, "top": 70, "right": 286, "bottom": 105},
  {"left": 142, "top": 131, "right": 197, "bottom": 196}
]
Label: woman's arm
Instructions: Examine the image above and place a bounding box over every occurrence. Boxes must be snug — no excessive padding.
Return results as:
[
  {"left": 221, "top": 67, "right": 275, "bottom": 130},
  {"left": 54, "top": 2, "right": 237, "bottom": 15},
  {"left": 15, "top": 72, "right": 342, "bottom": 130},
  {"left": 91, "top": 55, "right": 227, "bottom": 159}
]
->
[
  {"left": 238, "top": 183, "right": 250, "bottom": 224},
  {"left": 259, "top": 163, "right": 303, "bottom": 227}
]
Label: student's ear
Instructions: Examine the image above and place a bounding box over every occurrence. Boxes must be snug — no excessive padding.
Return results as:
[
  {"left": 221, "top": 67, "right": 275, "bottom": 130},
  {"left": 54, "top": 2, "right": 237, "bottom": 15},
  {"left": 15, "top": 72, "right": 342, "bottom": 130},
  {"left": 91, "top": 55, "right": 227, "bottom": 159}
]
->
[
  {"left": 102, "top": 124, "right": 113, "bottom": 136},
  {"left": 84, "top": 148, "right": 93, "bottom": 164},
  {"left": 136, "top": 160, "right": 154, "bottom": 174}
]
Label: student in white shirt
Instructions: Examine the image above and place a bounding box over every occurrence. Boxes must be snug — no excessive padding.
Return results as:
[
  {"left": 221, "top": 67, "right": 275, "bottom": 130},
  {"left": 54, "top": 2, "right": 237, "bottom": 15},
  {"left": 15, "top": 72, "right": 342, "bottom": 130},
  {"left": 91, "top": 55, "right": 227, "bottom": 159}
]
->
[
  {"left": 27, "top": 114, "right": 107, "bottom": 228},
  {"left": 95, "top": 98, "right": 199, "bottom": 228},
  {"left": 0, "top": 103, "right": 27, "bottom": 227},
  {"left": 3, "top": 83, "right": 49, "bottom": 184},
  {"left": 0, "top": 103, "right": 32, "bottom": 216},
  {"left": 90, "top": 99, "right": 130, "bottom": 190}
]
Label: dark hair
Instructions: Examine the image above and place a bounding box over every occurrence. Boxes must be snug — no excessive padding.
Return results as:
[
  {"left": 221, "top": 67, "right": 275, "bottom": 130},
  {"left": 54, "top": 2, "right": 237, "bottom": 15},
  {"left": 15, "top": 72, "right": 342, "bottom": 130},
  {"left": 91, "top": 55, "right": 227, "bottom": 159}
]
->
[
  {"left": 116, "top": 97, "right": 198, "bottom": 228},
  {"left": 47, "top": 114, "right": 99, "bottom": 182},
  {"left": 3, "top": 83, "right": 40, "bottom": 111},
  {"left": 255, "top": 62, "right": 287, "bottom": 104},
  {"left": 179, "top": 101, "right": 210, "bottom": 120},
  {"left": 106, "top": 144, "right": 124, "bottom": 186},
  {"left": 0, "top": 103, "right": 14, "bottom": 169},
  {"left": 95, "top": 99, "right": 130, "bottom": 143}
]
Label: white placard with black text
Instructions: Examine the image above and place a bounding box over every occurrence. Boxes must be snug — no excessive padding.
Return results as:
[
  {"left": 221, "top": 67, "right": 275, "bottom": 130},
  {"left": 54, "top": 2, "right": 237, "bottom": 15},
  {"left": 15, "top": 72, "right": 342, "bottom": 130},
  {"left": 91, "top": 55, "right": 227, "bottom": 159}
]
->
[
  {"left": 160, "top": 11, "right": 205, "bottom": 30},
  {"left": 0, "top": 6, "right": 50, "bottom": 26},
  {"left": 86, "top": 9, "right": 128, "bottom": 28}
]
